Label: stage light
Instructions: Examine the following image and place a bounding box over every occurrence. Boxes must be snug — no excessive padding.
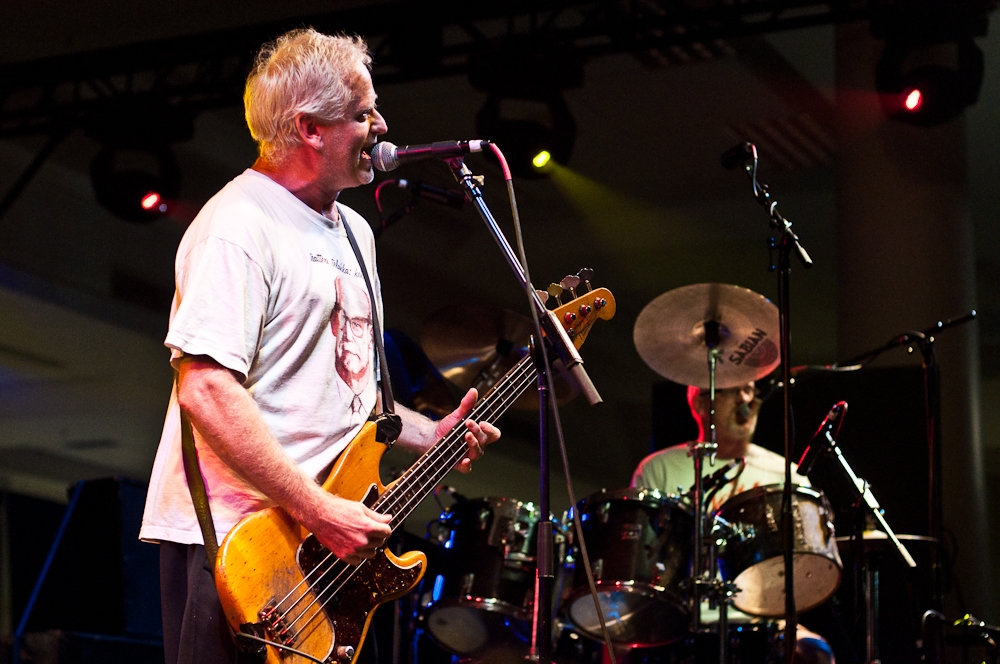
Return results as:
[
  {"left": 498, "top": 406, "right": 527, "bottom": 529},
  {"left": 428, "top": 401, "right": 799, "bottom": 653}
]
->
[
  {"left": 476, "top": 94, "right": 576, "bottom": 178},
  {"left": 903, "top": 88, "right": 924, "bottom": 112},
  {"left": 91, "top": 144, "right": 180, "bottom": 223},
  {"left": 140, "top": 192, "right": 162, "bottom": 211},
  {"left": 873, "top": 16, "right": 984, "bottom": 127},
  {"left": 469, "top": 48, "right": 581, "bottom": 178},
  {"left": 532, "top": 150, "right": 552, "bottom": 169}
]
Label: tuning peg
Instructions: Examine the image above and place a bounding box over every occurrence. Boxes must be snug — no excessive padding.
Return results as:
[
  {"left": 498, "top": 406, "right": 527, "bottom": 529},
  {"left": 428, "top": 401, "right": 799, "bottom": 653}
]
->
[
  {"left": 560, "top": 275, "right": 580, "bottom": 298},
  {"left": 577, "top": 268, "right": 595, "bottom": 292},
  {"left": 536, "top": 289, "right": 550, "bottom": 306},
  {"left": 547, "top": 283, "right": 564, "bottom": 306}
]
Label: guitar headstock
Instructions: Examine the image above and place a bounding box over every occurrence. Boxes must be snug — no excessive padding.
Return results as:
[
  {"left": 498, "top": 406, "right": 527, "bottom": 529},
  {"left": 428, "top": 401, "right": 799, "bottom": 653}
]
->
[{"left": 543, "top": 268, "right": 616, "bottom": 349}]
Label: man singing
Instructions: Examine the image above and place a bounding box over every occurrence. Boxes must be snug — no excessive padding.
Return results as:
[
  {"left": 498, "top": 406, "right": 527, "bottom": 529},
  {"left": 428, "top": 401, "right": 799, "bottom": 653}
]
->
[{"left": 140, "top": 29, "right": 500, "bottom": 664}]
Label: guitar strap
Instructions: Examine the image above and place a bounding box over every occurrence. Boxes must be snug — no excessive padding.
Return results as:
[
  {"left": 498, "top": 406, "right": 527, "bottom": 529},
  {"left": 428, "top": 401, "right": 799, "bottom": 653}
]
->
[
  {"left": 338, "top": 204, "right": 402, "bottom": 445},
  {"left": 178, "top": 374, "right": 221, "bottom": 572}
]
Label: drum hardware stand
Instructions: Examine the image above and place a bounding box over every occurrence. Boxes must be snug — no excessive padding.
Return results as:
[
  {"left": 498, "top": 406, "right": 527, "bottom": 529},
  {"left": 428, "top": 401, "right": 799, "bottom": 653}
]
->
[
  {"left": 707, "top": 521, "right": 740, "bottom": 664},
  {"left": 689, "top": 329, "right": 721, "bottom": 613},
  {"left": 808, "top": 411, "right": 916, "bottom": 663},
  {"left": 724, "top": 141, "right": 814, "bottom": 664},
  {"left": 445, "top": 156, "right": 607, "bottom": 664},
  {"left": 687, "top": 330, "right": 736, "bottom": 664},
  {"left": 835, "top": 309, "right": 976, "bottom": 611}
]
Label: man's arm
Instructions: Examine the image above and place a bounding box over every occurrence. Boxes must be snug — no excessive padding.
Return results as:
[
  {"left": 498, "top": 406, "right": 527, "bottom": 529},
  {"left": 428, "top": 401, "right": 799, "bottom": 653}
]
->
[
  {"left": 393, "top": 388, "right": 501, "bottom": 473},
  {"left": 176, "top": 355, "right": 391, "bottom": 565}
]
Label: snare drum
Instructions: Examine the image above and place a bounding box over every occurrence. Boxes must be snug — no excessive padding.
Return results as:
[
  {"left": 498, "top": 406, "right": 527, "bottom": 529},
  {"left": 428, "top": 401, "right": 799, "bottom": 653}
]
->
[
  {"left": 421, "top": 496, "right": 555, "bottom": 657},
  {"left": 562, "top": 488, "right": 693, "bottom": 646},
  {"left": 713, "top": 484, "right": 842, "bottom": 616}
]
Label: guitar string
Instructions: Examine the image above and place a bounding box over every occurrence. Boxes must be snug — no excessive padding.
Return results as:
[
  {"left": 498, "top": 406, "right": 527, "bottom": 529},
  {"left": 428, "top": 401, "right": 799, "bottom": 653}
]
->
[
  {"left": 280, "top": 361, "right": 536, "bottom": 638},
  {"left": 277, "top": 359, "right": 539, "bottom": 640},
  {"left": 273, "top": 358, "right": 537, "bottom": 638},
  {"left": 267, "top": 356, "right": 534, "bottom": 623},
  {"left": 277, "top": 371, "right": 533, "bottom": 644}
]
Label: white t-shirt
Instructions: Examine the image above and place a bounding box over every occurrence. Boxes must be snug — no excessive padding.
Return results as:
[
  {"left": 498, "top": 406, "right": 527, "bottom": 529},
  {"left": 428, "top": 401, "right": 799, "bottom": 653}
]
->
[
  {"left": 140, "top": 169, "right": 382, "bottom": 545},
  {"left": 631, "top": 442, "right": 809, "bottom": 513}
]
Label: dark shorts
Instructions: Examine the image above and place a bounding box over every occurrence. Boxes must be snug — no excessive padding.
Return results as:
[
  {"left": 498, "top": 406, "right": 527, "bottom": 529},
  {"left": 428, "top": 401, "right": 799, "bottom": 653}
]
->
[{"left": 159, "top": 541, "right": 236, "bottom": 664}]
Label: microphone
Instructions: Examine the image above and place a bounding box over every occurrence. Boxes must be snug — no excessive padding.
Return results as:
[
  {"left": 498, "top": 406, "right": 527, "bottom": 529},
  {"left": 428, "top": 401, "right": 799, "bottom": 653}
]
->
[
  {"left": 693, "top": 457, "right": 746, "bottom": 496},
  {"left": 720, "top": 142, "right": 754, "bottom": 170},
  {"left": 371, "top": 140, "right": 490, "bottom": 172},
  {"left": 396, "top": 179, "right": 466, "bottom": 209},
  {"left": 797, "top": 401, "right": 848, "bottom": 476}
]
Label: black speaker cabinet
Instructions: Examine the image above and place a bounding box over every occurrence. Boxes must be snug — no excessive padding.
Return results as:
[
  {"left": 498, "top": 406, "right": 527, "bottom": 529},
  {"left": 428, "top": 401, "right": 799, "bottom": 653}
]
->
[{"left": 19, "top": 477, "right": 162, "bottom": 638}]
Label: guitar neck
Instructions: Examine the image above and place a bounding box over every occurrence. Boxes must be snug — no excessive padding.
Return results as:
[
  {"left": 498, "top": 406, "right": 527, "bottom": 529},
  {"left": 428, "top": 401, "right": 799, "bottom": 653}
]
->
[{"left": 373, "top": 354, "right": 537, "bottom": 529}]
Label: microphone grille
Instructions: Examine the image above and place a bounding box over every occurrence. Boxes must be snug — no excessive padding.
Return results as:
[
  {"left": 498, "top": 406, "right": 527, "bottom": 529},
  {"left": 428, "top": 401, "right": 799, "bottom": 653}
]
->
[{"left": 371, "top": 142, "right": 398, "bottom": 172}]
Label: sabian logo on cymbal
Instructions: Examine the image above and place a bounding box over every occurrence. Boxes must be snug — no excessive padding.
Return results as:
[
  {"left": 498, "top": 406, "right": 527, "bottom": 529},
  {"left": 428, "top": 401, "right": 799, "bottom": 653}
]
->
[{"left": 728, "top": 328, "right": 771, "bottom": 366}]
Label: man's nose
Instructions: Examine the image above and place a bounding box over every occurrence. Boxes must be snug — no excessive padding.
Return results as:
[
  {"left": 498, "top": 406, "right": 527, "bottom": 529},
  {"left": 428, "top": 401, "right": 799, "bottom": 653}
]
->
[{"left": 371, "top": 109, "right": 387, "bottom": 136}]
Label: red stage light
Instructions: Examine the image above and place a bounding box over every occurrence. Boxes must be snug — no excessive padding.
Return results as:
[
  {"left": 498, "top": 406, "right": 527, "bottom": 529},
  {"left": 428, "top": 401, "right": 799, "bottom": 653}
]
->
[
  {"left": 140, "top": 192, "right": 162, "bottom": 210},
  {"left": 904, "top": 88, "right": 924, "bottom": 112}
]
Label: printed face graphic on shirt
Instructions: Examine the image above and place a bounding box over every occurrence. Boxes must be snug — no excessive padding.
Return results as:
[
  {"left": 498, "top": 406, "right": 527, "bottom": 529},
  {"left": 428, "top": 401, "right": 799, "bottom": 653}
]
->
[{"left": 331, "top": 276, "right": 373, "bottom": 396}]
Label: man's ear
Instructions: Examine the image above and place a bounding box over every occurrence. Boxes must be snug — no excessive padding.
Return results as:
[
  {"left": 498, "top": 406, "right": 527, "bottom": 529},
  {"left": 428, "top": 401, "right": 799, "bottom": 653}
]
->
[
  {"left": 295, "top": 114, "right": 324, "bottom": 149},
  {"left": 692, "top": 393, "right": 710, "bottom": 421}
]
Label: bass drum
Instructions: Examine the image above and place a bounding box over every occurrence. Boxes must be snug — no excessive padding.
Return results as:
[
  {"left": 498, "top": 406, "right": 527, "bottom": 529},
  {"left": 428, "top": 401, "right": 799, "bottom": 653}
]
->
[
  {"left": 420, "top": 496, "right": 559, "bottom": 658},
  {"left": 562, "top": 488, "right": 693, "bottom": 647},
  {"left": 714, "top": 484, "right": 842, "bottom": 616}
]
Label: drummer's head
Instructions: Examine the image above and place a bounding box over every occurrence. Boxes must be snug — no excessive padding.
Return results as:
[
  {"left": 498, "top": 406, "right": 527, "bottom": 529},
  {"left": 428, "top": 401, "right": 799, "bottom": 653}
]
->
[{"left": 687, "top": 380, "right": 759, "bottom": 454}]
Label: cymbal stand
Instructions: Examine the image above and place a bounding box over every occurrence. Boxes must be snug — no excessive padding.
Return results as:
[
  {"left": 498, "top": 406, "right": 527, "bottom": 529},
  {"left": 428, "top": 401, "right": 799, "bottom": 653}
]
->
[
  {"left": 724, "top": 142, "right": 813, "bottom": 664},
  {"left": 688, "top": 323, "right": 731, "bottom": 664}
]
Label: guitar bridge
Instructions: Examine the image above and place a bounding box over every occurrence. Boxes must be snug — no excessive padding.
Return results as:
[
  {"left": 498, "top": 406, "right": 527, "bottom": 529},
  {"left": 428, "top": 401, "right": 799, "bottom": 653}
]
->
[{"left": 259, "top": 599, "right": 295, "bottom": 647}]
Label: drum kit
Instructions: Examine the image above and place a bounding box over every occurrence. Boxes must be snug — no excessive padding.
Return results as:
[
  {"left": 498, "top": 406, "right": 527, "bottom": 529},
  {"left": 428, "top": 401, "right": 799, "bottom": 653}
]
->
[{"left": 409, "top": 282, "right": 857, "bottom": 663}]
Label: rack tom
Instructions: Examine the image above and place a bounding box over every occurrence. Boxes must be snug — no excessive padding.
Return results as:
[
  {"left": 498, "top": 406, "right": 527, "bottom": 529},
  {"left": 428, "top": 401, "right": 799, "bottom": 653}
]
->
[{"left": 563, "top": 488, "right": 693, "bottom": 646}]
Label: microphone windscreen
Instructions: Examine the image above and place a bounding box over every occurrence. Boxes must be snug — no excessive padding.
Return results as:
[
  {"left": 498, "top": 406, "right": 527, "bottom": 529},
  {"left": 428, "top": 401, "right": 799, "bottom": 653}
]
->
[{"left": 371, "top": 142, "right": 399, "bottom": 172}]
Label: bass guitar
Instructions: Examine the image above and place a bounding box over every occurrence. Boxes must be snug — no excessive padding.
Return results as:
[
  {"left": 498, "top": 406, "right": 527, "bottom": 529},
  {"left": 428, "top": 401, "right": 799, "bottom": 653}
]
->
[{"left": 215, "top": 284, "right": 615, "bottom": 664}]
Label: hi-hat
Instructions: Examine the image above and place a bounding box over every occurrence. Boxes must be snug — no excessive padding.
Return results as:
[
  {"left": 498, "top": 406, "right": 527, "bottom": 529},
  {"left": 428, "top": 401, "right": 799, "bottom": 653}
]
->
[
  {"left": 633, "top": 283, "right": 781, "bottom": 389},
  {"left": 421, "top": 305, "right": 577, "bottom": 410}
]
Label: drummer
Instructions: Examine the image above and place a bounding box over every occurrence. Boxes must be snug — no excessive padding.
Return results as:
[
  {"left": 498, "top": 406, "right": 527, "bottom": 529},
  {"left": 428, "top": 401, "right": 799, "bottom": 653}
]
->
[{"left": 631, "top": 380, "right": 836, "bottom": 664}]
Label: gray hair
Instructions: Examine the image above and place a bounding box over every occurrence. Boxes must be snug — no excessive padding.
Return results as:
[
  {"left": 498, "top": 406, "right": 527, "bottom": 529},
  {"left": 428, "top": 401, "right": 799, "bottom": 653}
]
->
[{"left": 244, "top": 28, "right": 372, "bottom": 163}]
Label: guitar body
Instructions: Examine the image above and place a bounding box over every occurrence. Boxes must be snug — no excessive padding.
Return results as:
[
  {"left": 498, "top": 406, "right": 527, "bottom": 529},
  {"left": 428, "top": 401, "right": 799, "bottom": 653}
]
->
[{"left": 215, "top": 421, "right": 427, "bottom": 664}]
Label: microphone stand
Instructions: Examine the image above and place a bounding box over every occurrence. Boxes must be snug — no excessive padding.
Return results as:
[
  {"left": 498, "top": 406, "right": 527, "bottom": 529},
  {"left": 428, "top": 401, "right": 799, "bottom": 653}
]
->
[
  {"left": 443, "top": 157, "right": 602, "bottom": 664},
  {"left": 835, "top": 310, "right": 976, "bottom": 610},
  {"left": 726, "top": 144, "right": 813, "bottom": 664},
  {"left": 809, "top": 419, "right": 916, "bottom": 662}
]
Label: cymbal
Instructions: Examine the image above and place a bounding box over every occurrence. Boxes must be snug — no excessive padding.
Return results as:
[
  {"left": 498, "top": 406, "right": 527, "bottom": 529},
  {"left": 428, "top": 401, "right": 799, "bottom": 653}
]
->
[
  {"left": 420, "top": 305, "right": 577, "bottom": 410},
  {"left": 633, "top": 283, "right": 781, "bottom": 389},
  {"left": 835, "top": 532, "right": 939, "bottom": 557}
]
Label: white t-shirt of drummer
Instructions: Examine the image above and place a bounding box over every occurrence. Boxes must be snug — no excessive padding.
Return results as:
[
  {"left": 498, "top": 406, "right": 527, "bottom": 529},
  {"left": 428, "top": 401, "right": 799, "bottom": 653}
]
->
[
  {"left": 631, "top": 442, "right": 810, "bottom": 622},
  {"left": 140, "top": 168, "right": 382, "bottom": 546},
  {"left": 631, "top": 442, "right": 809, "bottom": 512}
]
